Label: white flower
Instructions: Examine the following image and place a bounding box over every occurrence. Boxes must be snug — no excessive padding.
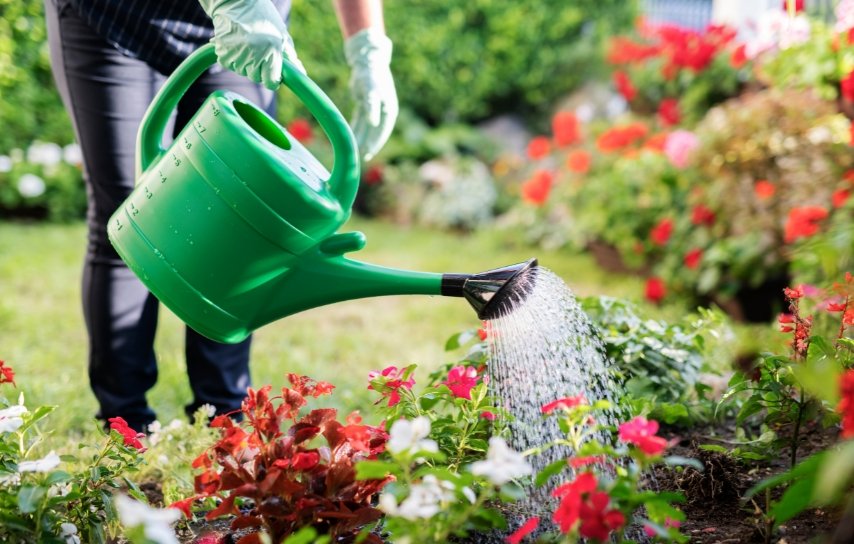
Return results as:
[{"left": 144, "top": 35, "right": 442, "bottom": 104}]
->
[
  {"left": 0, "top": 472, "right": 21, "bottom": 487},
  {"left": 0, "top": 155, "right": 12, "bottom": 173},
  {"left": 382, "top": 475, "right": 456, "bottom": 520},
  {"left": 60, "top": 522, "right": 80, "bottom": 544},
  {"left": 386, "top": 416, "right": 438, "bottom": 455},
  {"left": 469, "top": 437, "right": 532, "bottom": 485},
  {"left": 0, "top": 404, "right": 27, "bottom": 433},
  {"left": 200, "top": 404, "right": 217, "bottom": 419},
  {"left": 462, "top": 486, "right": 476, "bottom": 504},
  {"left": 48, "top": 482, "right": 73, "bottom": 498},
  {"left": 27, "top": 141, "right": 63, "bottom": 167},
  {"left": 18, "top": 451, "right": 61, "bottom": 473},
  {"left": 63, "top": 143, "right": 82, "bottom": 166},
  {"left": 115, "top": 494, "right": 181, "bottom": 544},
  {"left": 17, "top": 173, "right": 46, "bottom": 198}
]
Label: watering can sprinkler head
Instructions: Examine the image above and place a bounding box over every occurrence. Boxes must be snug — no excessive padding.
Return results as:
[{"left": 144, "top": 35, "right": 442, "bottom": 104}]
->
[{"left": 441, "top": 258, "right": 539, "bottom": 320}]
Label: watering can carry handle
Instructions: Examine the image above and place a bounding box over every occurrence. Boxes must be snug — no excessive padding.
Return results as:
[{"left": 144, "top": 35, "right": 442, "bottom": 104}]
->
[{"left": 136, "top": 43, "right": 360, "bottom": 211}]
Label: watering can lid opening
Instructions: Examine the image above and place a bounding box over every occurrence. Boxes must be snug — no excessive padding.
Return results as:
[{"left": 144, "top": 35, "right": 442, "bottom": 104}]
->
[{"left": 231, "top": 98, "right": 292, "bottom": 152}]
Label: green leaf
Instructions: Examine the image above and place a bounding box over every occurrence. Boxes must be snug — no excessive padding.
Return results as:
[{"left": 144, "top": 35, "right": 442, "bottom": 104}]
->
[
  {"left": 355, "top": 461, "right": 398, "bottom": 480},
  {"left": 283, "top": 527, "right": 322, "bottom": 544},
  {"left": 534, "top": 458, "right": 568, "bottom": 487},
  {"left": 44, "top": 471, "right": 72, "bottom": 485},
  {"left": 814, "top": 441, "right": 854, "bottom": 503},
  {"left": 770, "top": 476, "right": 816, "bottom": 524},
  {"left": 793, "top": 350, "right": 843, "bottom": 405},
  {"left": 445, "top": 330, "right": 476, "bottom": 351},
  {"left": 17, "top": 485, "right": 46, "bottom": 514},
  {"left": 663, "top": 456, "right": 704, "bottom": 471},
  {"left": 698, "top": 444, "right": 728, "bottom": 453}
]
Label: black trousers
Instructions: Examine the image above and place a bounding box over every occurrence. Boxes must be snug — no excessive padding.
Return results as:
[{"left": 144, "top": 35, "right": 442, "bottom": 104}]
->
[{"left": 45, "top": 0, "right": 276, "bottom": 432}]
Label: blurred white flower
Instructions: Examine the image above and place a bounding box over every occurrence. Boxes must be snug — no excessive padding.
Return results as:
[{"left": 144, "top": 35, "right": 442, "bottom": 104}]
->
[
  {"left": 462, "top": 486, "right": 476, "bottom": 504},
  {"left": 387, "top": 416, "right": 437, "bottom": 455},
  {"left": 748, "top": 10, "right": 811, "bottom": 58},
  {"left": 836, "top": 0, "right": 854, "bottom": 33},
  {"left": 27, "top": 141, "right": 63, "bottom": 167},
  {"left": 60, "top": 522, "right": 80, "bottom": 544},
  {"left": 48, "top": 481, "right": 72, "bottom": 498},
  {"left": 575, "top": 103, "right": 596, "bottom": 124},
  {"left": 63, "top": 143, "right": 82, "bottom": 166},
  {"left": 18, "top": 451, "right": 61, "bottom": 473},
  {"left": 419, "top": 160, "right": 455, "bottom": 188},
  {"left": 0, "top": 473, "right": 21, "bottom": 486},
  {"left": 200, "top": 404, "right": 217, "bottom": 419},
  {"left": 115, "top": 494, "right": 181, "bottom": 544},
  {"left": 469, "top": 437, "right": 532, "bottom": 485},
  {"left": 17, "top": 173, "right": 46, "bottom": 198},
  {"left": 380, "top": 475, "right": 456, "bottom": 520},
  {"left": 0, "top": 155, "right": 12, "bottom": 173},
  {"left": 0, "top": 404, "right": 27, "bottom": 433}
]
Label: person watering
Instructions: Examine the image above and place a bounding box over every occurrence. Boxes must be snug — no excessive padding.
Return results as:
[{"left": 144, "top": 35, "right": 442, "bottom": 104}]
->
[{"left": 44, "top": 0, "right": 398, "bottom": 433}]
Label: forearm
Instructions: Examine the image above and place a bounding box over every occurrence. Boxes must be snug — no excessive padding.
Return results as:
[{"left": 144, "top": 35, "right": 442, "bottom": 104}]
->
[{"left": 332, "top": 0, "right": 385, "bottom": 38}]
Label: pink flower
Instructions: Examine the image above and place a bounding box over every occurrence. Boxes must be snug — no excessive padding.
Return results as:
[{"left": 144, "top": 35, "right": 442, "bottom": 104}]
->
[
  {"left": 443, "top": 366, "right": 479, "bottom": 400},
  {"left": 618, "top": 416, "right": 668, "bottom": 456},
  {"left": 541, "top": 395, "right": 586, "bottom": 414},
  {"left": 367, "top": 366, "right": 415, "bottom": 407},
  {"left": 663, "top": 130, "right": 699, "bottom": 168}
]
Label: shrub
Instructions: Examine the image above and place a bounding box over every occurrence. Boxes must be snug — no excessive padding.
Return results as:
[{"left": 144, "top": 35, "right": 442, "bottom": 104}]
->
[{"left": 288, "top": 0, "right": 636, "bottom": 125}]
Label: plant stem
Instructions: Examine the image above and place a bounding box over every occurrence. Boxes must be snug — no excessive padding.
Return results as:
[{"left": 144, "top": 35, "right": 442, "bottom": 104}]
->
[{"left": 790, "top": 388, "right": 805, "bottom": 469}]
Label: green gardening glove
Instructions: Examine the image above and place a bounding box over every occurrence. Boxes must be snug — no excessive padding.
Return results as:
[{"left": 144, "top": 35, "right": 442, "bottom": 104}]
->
[
  {"left": 198, "top": 0, "right": 305, "bottom": 90},
  {"left": 344, "top": 28, "right": 399, "bottom": 162}
]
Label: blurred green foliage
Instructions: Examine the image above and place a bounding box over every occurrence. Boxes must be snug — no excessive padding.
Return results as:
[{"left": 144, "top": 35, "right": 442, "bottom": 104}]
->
[
  {"left": 287, "top": 0, "right": 637, "bottom": 126},
  {"left": 0, "top": 0, "right": 74, "bottom": 153}
]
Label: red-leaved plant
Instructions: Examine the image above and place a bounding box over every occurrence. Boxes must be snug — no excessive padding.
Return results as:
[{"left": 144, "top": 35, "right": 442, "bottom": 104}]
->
[{"left": 175, "top": 374, "right": 392, "bottom": 543}]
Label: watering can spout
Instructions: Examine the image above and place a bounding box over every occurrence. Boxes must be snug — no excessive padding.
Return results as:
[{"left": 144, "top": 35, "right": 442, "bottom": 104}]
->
[{"left": 441, "top": 258, "right": 539, "bottom": 320}]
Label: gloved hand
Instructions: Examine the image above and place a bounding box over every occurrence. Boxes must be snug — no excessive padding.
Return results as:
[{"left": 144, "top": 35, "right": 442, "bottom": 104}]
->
[
  {"left": 344, "top": 28, "right": 398, "bottom": 162},
  {"left": 199, "top": 0, "right": 305, "bottom": 90}
]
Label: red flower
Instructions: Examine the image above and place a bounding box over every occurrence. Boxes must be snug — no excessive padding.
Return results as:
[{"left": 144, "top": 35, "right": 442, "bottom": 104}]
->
[
  {"left": 552, "top": 472, "right": 598, "bottom": 533},
  {"left": 782, "top": 0, "right": 804, "bottom": 13},
  {"left": 527, "top": 136, "right": 551, "bottom": 160},
  {"left": 506, "top": 517, "right": 540, "bottom": 544},
  {"left": 644, "top": 132, "right": 669, "bottom": 153},
  {"left": 613, "top": 71, "right": 637, "bottom": 102},
  {"left": 108, "top": 417, "right": 147, "bottom": 452},
  {"left": 569, "top": 455, "right": 605, "bottom": 469},
  {"left": 684, "top": 248, "right": 703, "bottom": 269},
  {"left": 579, "top": 491, "right": 626, "bottom": 541},
  {"left": 566, "top": 149, "right": 592, "bottom": 174},
  {"left": 287, "top": 118, "right": 313, "bottom": 143},
  {"left": 553, "top": 111, "right": 581, "bottom": 147},
  {"left": 842, "top": 71, "right": 854, "bottom": 103},
  {"left": 0, "top": 360, "right": 15, "bottom": 386},
  {"left": 596, "top": 123, "right": 648, "bottom": 152},
  {"left": 618, "top": 416, "right": 668, "bottom": 456},
  {"left": 730, "top": 43, "right": 748, "bottom": 69},
  {"left": 521, "top": 169, "right": 554, "bottom": 206},
  {"left": 784, "top": 206, "right": 829, "bottom": 243},
  {"left": 650, "top": 218, "right": 673, "bottom": 246},
  {"left": 754, "top": 180, "right": 775, "bottom": 199},
  {"left": 645, "top": 277, "right": 666, "bottom": 304},
  {"left": 691, "top": 204, "right": 716, "bottom": 226},
  {"left": 443, "top": 365, "right": 480, "bottom": 400},
  {"left": 367, "top": 366, "right": 415, "bottom": 407},
  {"left": 363, "top": 165, "right": 384, "bottom": 186},
  {"left": 839, "top": 369, "right": 854, "bottom": 439},
  {"left": 542, "top": 395, "right": 586, "bottom": 414},
  {"left": 169, "top": 496, "right": 197, "bottom": 518},
  {"left": 657, "top": 98, "right": 681, "bottom": 127},
  {"left": 480, "top": 411, "right": 496, "bottom": 421},
  {"left": 606, "top": 36, "right": 660, "bottom": 65},
  {"left": 833, "top": 189, "right": 851, "bottom": 208}
]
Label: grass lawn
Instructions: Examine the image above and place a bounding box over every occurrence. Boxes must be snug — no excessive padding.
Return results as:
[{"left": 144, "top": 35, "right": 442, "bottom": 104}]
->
[{"left": 0, "top": 216, "right": 659, "bottom": 448}]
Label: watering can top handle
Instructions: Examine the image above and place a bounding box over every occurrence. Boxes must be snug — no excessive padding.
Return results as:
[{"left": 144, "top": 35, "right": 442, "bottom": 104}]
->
[{"left": 136, "top": 43, "right": 360, "bottom": 211}]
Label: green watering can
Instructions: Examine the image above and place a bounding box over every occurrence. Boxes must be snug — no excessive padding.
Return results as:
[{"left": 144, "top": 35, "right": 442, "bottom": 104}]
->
[{"left": 108, "top": 43, "right": 537, "bottom": 344}]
